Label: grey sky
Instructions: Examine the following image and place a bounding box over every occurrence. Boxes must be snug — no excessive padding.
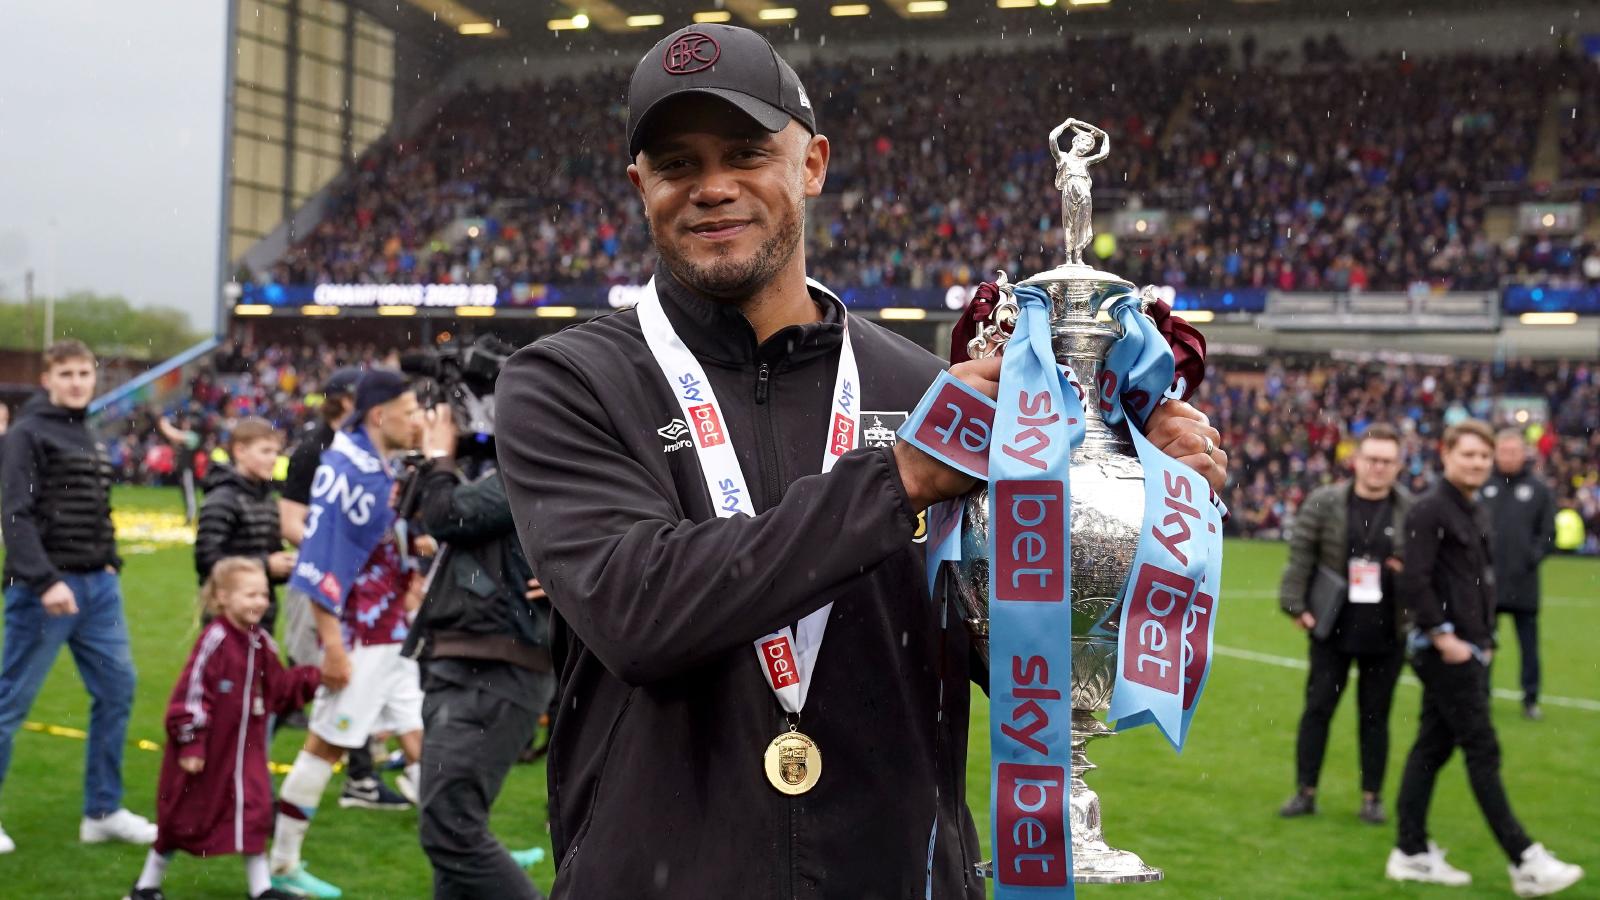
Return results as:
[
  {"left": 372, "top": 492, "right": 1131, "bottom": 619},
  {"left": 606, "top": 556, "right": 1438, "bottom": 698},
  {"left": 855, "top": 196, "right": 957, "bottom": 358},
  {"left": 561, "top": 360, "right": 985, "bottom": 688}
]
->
[{"left": 0, "top": 1, "right": 226, "bottom": 333}]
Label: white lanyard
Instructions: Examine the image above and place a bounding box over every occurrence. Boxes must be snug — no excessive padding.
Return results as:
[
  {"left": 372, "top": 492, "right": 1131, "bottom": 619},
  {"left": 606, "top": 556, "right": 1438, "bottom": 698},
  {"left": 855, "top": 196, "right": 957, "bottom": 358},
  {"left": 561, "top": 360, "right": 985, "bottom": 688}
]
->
[{"left": 636, "top": 277, "right": 859, "bottom": 715}]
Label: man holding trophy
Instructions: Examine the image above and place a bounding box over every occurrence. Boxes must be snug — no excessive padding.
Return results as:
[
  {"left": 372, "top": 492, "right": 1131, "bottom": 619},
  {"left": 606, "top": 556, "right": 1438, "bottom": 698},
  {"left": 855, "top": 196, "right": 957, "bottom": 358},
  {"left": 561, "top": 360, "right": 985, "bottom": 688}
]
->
[{"left": 497, "top": 23, "right": 1226, "bottom": 898}]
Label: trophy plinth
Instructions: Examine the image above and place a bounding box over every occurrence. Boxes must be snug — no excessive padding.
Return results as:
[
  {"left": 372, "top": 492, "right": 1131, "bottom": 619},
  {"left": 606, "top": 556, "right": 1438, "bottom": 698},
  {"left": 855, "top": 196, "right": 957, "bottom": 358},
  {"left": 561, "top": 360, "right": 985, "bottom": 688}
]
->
[{"left": 955, "top": 120, "right": 1163, "bottom": 885}]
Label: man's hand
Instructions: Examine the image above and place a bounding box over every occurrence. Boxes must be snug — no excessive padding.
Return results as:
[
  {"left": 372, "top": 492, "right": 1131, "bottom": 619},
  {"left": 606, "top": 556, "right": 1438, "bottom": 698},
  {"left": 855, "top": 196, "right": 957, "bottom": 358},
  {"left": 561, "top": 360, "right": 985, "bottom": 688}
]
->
[
  {"left": 1295, "top": 611, "right": 1316, "bottom": 631},
  {"left": 179, "top": 756, "right": 205, "bottom": 774},
  {"left": 267, "top": 551, "right": 297, "bottom": 579},
  {"left": 321, "top": 646, "right": 353, "bottom": 692},
  {"left": 1432, "top": 632, "right": 1475, "bottom": 665},
  {"left": 526, "top": 578, "right": 548, "bottom": 603},
  {"left": 1143, "top": 400, "right": 1227, "bottom": 492},
  {"left": 404, "top": 572, "right": 426, "bottom": 612},
  {"left": 40, "top": 581, "right": 78, "bottom": 617},
  {"left": 892, "top": 356, "right": 1002, "bottom": 512},
  {"left": 422, "top": 403, "right": 458, "bottom": 460}
]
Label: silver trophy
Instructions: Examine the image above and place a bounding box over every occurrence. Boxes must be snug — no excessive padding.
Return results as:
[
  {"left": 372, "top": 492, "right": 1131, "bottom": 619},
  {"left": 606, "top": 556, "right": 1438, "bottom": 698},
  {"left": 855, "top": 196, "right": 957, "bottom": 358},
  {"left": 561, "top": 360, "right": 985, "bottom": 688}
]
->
[{"left": 958, "top": 118, "right": 1162, "bottom": 885}]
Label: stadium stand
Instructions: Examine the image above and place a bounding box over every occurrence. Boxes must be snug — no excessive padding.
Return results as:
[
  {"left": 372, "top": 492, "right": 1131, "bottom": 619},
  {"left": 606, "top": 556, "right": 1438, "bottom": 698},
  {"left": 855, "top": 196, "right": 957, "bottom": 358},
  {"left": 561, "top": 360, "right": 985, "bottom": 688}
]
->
[
  {"left": 148, "top": 34, "right": 1600, "bottom": 554},
  {"left": 253, "top": 37, "right": 1600, "bottom": 296}
]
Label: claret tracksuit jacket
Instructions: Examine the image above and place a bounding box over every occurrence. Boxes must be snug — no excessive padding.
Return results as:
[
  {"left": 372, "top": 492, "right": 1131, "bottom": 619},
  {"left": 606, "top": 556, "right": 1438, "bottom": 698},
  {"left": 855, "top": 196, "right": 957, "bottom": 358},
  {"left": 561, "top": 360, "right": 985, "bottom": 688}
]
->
[{"left": 498, "top": 269, "right": 985, "bottom": 900}]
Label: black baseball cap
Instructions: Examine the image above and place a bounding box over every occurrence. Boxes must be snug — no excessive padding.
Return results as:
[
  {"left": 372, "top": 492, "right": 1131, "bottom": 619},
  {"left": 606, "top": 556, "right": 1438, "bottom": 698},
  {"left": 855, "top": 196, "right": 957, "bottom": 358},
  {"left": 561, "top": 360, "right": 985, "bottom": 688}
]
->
[
  {"left": 324, "top": 366, "right": 361, "bottom": 397},
  {"left": 627, "top": 23, "right": 816, "bottom": 158},
  {"left": 342, "top": 367, "right": 410, "bottom": 431}
]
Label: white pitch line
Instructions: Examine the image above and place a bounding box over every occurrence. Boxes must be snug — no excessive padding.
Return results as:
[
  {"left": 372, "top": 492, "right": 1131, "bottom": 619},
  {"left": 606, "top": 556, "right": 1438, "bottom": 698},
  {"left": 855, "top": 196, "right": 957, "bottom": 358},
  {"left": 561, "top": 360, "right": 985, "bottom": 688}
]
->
[
  {"left": 1223, "top": 590, "right": 1595, "bottom": 608},
  {"left": 1213, "top": 645, "right": 1600, "bottom": 713}
]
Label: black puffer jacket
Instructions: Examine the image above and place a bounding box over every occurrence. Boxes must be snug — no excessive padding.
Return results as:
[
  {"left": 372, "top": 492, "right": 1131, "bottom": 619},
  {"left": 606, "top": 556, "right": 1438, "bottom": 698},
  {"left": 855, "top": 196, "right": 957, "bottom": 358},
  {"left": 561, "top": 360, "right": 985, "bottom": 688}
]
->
[
  {"left": 1, "top": 394, "right": 119, "bottom": 592},
  {"left": 194, "top": 463, "right": 284, "bottom": 589}
]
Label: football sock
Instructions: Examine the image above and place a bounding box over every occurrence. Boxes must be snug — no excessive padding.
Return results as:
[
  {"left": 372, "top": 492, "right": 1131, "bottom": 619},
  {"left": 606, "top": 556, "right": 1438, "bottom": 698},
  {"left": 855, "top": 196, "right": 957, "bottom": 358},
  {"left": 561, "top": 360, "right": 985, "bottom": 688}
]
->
[
  {"left": 245, "top": 853, "right": 272, "bottom": 896},
  {"left": 135, "top": 849, "right": 171, "bottom": 889},
  {"left": 345, "top": 743, "right": 375, "bottom": 781},
  {"left": 405, "top": 761, "right": 421, "bottom": 792},
  {"left": 271, "top": 750, "right": 335, "bottom": 874}
]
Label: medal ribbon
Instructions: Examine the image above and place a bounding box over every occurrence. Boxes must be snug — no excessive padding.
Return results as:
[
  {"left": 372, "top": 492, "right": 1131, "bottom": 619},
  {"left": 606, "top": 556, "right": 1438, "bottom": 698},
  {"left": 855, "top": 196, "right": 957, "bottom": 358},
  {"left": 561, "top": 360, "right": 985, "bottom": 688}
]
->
[
  {"left": 1098, "top": 290, "right": 1225, "bottom": 749},
  {"left": 636, "top": 278, "right": 858, "bottom": 716}
]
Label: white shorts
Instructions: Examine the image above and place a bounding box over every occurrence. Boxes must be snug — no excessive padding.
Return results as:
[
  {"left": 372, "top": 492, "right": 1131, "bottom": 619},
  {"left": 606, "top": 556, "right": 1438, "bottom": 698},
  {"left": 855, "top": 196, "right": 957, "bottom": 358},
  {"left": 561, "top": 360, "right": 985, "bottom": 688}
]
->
[{"left": 308, "top": 642, "right": 424, "bottom": 750}]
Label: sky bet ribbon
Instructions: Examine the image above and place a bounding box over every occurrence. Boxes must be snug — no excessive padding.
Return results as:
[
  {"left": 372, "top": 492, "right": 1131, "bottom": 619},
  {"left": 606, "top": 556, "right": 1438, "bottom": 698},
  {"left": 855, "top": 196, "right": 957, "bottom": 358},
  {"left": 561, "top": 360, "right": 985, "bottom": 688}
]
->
[
  {"left": 1101, "top": 290, "right": 1225, "bottom": 750},
  {"left": 985, "top": 285, "right": 1083, "bottom": 897}
]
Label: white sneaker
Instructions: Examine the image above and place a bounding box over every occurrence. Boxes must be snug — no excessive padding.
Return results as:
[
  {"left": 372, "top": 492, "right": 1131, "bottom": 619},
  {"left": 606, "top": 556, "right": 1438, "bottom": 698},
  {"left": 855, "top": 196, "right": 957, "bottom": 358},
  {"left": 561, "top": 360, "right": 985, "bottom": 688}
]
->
[
  {"left": 0, "top": 819, "right": 13, "bottom": 854},
  {"left": 80, "top": 808, "right": 158, "bottom": 845},
  {"left": 1386, "top": 841, "right": 1473, "bottom": 887},
  {"left": 1511, "top": 843, "right": 1584, "bottom": 897}
]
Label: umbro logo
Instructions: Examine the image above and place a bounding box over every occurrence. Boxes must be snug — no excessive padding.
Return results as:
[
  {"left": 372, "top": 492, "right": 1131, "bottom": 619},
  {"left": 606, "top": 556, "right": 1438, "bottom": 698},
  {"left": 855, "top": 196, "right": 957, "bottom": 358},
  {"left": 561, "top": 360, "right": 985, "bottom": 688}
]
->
[{"left": 658, "top": 418, "right": 693, "bottom": 453}]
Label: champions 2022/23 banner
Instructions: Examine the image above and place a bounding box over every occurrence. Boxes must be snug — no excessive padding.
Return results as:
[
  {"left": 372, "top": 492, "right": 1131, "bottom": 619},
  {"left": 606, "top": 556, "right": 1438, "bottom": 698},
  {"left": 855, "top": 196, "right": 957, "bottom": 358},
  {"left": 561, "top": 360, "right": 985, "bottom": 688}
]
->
[{"left": 896, "top": 285, "right": 1223, "bottom": 897}]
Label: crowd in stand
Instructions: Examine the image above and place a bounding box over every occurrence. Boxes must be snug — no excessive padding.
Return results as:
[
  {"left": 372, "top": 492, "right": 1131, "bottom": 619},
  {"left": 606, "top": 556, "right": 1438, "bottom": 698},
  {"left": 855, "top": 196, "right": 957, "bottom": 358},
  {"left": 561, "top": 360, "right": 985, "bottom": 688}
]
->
[
  {"left": 1203, "top": 356, "right": 1600, "bottom": 552},
  {"left": 120, "top": 34, "right": 1600, "bottom": 553},
  {"left": 100, "top": 342, "right": 398, "bottom": 485},
  {"left": 1129, "top": 53, "right": 1546, "bottom": 292},
  {"left": 259, "top": 35, "right": 1600, "bottom": 299},
  {"left": 1559, "top": 56, "right": 1600, "bottom": 180},
  {"left": 97, "top": 340, "right": 1600, "bottom": 555}
]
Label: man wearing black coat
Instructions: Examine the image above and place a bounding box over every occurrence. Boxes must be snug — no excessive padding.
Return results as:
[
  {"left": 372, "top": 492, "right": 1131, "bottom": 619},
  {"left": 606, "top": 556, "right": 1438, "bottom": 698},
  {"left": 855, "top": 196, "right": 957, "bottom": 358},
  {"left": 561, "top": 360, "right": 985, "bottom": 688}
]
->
[
  {"left": 1481, "top": 429, "right": 1555, "bottom": 720},
  {"left": 493, "top": 24, "right": 1230, "bottom": 898},
  {"left": 408, "top": 407, "right": 553, "bottom": 900},
  {"left": 0, "top": 340, "right": 156, "bottom": 853},
  {"left": 1385, "top": 420, "right": 1583, "bottom": 896}
]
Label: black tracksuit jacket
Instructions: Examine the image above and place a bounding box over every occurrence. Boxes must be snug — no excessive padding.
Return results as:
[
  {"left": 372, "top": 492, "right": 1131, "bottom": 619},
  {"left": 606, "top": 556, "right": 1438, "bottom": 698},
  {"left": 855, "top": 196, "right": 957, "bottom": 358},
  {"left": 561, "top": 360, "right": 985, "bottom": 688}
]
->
[
  {"left": 1481, "top": 464, "right": 1555, "bottom": 613},
  {"left": 497, "top": 270, "right": 984, "bottom": 900},
  {"left": 1, "top": 394, "right": 119, "bottom": 592},
  {"left": 1399, "top": 479, "right": 1498, "bottom": 649}
]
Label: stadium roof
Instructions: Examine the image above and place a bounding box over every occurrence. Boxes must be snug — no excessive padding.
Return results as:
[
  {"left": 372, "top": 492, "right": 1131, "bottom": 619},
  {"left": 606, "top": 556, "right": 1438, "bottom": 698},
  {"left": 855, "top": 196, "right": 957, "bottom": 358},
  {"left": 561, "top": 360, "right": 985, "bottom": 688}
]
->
[{"left": 349, "top": 0, "right": 1520, "bottom": 55}]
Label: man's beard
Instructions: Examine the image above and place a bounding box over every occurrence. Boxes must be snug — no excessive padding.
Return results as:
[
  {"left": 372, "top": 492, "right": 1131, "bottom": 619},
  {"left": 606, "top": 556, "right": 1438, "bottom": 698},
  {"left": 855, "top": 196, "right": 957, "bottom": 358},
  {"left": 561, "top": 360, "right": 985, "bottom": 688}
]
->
[{"left": 654, "top": 198, "right": 804, "bottom": 300}]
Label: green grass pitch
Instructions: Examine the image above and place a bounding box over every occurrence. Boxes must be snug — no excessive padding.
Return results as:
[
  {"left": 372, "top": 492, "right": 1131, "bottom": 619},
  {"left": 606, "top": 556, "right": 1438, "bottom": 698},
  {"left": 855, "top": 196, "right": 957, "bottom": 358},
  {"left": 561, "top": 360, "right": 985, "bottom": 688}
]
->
[{"left": 2, "top": 487, "right": 1596, "bottom": 897}]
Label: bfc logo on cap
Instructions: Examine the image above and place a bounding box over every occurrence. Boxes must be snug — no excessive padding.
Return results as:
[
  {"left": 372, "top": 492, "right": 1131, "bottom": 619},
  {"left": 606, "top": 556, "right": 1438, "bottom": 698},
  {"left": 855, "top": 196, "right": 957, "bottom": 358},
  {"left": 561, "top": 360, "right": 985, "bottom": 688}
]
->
[{"left": 664, "top": 32, "right": 720, "bottom": 75}]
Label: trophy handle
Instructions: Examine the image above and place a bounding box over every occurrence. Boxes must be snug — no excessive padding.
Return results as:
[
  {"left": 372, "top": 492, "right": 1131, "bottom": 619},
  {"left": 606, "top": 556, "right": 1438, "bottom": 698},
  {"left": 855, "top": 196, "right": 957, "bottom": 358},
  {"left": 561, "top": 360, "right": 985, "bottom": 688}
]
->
[
  {"left": 966, "top": 271, "right": 1022, "bottom": 361},
  {"left": 1136, "top": 284, "right": 1161, "bottom": 314}
]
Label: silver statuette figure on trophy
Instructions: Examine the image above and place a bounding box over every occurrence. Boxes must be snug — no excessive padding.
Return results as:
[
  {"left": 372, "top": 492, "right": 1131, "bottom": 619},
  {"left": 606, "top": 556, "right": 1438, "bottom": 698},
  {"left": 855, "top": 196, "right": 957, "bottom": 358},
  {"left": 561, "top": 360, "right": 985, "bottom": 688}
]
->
[
  {"left": 1050, "top": 118, "right": 1110, "bottom": 268},
  {"left": 956, "top": 117, "right": 1163, "bottom": 884}
]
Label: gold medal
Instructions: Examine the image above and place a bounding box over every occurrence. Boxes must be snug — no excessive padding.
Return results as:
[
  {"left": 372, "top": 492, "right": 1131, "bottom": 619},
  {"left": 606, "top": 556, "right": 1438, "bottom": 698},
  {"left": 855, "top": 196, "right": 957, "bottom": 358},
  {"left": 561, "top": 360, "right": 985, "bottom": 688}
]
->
[{"left": 763, "top": 728, "right": 821, "bottom": 795}]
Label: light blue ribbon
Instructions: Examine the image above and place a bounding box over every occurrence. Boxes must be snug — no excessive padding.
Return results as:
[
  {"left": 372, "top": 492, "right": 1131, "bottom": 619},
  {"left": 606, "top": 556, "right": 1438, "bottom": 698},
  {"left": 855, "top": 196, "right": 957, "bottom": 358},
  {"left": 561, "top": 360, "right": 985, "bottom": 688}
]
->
[
  {"left": 987, "top": 285, "right": 1081, "bottom": 897},
  {"left": 1101, "top": 291, "right": 1225, "bottom": 750}
]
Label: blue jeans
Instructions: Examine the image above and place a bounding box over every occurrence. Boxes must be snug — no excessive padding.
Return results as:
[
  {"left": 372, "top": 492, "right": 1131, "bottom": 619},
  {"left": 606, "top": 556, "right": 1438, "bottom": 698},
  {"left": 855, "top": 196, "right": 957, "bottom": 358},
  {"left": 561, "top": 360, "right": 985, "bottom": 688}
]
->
[{"left": 0, "top": 570, "right": 137, "bottom": 817}]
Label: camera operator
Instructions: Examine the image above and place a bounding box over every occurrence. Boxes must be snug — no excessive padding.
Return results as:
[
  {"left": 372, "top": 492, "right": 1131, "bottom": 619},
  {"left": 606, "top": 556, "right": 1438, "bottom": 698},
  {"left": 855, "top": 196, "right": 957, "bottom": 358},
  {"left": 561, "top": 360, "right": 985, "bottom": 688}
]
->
[{"left": 407, "top": 404, "right": 553, "bottom": 900}]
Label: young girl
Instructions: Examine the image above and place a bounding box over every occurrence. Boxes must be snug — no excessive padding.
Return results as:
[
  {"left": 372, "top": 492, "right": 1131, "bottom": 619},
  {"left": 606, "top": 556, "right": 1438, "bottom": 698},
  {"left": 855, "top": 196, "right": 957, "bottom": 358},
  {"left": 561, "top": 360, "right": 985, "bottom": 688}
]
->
[{"left": 126, "top": 558, "right": 321, "bottom": 900}]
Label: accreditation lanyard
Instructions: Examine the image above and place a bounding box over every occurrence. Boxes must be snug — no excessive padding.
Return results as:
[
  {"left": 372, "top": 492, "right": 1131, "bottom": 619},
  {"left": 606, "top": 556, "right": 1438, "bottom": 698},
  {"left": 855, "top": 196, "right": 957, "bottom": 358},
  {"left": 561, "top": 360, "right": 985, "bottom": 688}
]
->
[{"left": 636, "top": 277, "right": 859, "bottom": 715}]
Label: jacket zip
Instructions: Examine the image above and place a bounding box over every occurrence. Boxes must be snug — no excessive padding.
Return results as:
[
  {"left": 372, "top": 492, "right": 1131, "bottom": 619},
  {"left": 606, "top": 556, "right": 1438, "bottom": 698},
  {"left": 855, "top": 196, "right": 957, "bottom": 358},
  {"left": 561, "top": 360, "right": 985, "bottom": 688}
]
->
[
  {"left": 752, "top": 362, "right": 781, "bottom": 509},
  {"left": 235, "top": 636, "right": 255, "bottom": 852},
  {"left": 752, "top": 359, "right": 795, "bottom": 898}
]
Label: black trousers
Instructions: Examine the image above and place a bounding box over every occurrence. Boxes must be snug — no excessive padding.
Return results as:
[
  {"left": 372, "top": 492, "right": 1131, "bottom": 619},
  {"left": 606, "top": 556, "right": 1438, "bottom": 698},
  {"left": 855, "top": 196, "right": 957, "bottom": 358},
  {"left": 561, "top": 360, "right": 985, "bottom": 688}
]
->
[
  {"left": 1496, "top": 609, "right": 1541, "bottom": 705},
  {"left": 1396, "top": 649, "right": 1533, "bottom": 862},
  {"left": 419, "top": 662, "right": 552, "bottom": 900},
  {"left": 1295, "top": 639, "right": 1403, "bottom": 794}
]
